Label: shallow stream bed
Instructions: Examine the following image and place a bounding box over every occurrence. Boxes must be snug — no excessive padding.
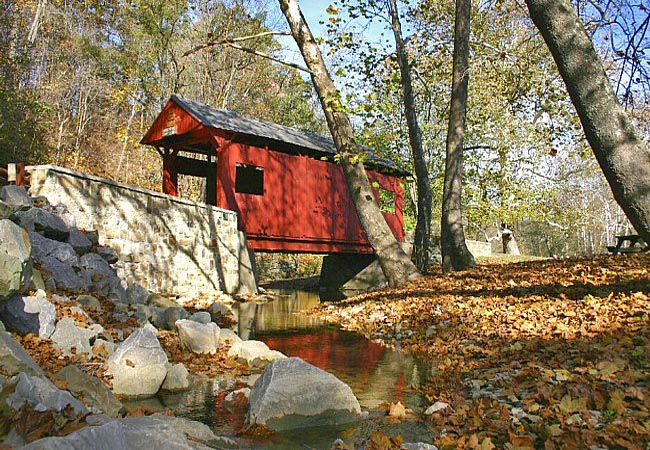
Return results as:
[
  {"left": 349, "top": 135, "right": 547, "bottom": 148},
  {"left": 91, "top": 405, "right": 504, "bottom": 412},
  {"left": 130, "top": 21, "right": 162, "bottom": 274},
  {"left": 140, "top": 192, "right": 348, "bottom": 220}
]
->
[{"left": 126, "top": 290, "right": 435, "bottom": 449}]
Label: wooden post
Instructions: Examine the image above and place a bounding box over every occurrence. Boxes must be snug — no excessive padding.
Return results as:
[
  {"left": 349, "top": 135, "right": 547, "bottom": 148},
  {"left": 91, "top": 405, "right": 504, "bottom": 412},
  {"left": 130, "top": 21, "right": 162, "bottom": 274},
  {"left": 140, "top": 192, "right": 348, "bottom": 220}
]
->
[{"left": 162, "top": 153, "right": 178, "bottom": 196}]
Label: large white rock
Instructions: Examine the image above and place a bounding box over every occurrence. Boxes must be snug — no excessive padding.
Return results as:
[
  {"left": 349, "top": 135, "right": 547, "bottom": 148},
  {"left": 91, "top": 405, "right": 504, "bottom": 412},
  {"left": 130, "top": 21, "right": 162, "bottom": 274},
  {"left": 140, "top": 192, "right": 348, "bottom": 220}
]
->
[
  {"left": 247, "top": 357, "right": 362, "bottom": 431},
  {"left": 175, "top": 319, "right": 220, "bottom": 355},
  {"left": 106, "top": 327, "right": 168, "bottom": 397},
  {"left": 227, "top": 340, "right": 286, "bottom": 368}
]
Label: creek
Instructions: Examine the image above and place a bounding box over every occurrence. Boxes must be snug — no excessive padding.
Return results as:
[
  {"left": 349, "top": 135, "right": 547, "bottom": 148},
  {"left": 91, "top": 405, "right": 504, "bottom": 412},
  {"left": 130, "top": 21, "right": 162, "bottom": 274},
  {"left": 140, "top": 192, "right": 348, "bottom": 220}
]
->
[{"left": 128, "top": 290, "right": 435, "bottom": 449}]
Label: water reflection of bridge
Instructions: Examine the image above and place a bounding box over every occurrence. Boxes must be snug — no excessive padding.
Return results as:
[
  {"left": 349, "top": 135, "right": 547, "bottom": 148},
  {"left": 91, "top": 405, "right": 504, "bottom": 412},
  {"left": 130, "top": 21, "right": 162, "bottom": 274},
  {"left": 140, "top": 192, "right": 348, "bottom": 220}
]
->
[{"left": 235, "top": 290, "right": 428, "bottom": 410}]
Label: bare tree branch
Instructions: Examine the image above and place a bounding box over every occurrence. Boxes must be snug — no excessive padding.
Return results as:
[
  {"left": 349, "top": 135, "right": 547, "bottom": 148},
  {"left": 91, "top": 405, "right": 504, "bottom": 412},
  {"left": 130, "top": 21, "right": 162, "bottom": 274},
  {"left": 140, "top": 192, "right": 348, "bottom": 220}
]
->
[{"left": 182, "top": 32, "right": 313, "bottom": 74}]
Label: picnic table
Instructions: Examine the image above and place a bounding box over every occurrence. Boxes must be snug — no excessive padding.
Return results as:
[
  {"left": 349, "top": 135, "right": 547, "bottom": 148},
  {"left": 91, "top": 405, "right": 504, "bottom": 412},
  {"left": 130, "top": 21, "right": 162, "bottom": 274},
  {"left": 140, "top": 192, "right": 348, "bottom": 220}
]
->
[{"left": 607, "top": 235, "right": 648, "bottom": 254}]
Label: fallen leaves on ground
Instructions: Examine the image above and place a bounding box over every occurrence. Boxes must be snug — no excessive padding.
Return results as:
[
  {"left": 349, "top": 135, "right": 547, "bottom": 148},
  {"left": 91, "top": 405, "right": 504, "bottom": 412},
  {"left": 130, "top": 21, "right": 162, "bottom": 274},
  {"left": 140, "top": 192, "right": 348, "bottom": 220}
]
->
[{"left": 313, "top": 255, "right": 650, "bottom": 449}]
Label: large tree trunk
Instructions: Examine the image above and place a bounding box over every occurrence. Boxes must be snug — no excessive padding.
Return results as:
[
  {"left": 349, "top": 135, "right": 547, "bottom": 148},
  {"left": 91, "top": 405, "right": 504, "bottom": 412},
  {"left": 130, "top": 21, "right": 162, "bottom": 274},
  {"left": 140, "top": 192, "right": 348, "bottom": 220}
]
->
[
  {"left": 525, "top": 0, "right": 650, "bottom": 245},
  {"left": 441, "top": 0, "right": 477, "bottom": 272},
  {"left": 388, "top": 0, "right": 433, "bottom": 273},
  {"left": 277, "top": 0, "right": 421, "bottom": 287}
]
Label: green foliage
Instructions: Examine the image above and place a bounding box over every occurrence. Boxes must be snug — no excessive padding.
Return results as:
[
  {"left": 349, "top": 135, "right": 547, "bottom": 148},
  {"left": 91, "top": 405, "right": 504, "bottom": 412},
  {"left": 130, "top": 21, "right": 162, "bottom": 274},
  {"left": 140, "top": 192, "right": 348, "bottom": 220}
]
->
[{"left": 0, "top": 88, "right": 49, "bottom": 166}]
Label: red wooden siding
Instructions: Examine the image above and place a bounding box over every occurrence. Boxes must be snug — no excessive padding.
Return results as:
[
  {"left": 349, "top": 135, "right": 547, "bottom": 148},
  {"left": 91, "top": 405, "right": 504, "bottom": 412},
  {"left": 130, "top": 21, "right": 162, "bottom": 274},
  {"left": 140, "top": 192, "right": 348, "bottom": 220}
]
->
[{"left": 215, "top": 135, "right": 404, "bottom": 254}]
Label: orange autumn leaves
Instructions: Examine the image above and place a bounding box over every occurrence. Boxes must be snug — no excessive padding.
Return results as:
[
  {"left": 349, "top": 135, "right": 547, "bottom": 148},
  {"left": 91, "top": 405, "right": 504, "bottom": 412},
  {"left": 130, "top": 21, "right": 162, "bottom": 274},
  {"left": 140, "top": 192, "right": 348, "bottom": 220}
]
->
[{"left": 313, "top": 254, "right": 650, "bottom": 449}]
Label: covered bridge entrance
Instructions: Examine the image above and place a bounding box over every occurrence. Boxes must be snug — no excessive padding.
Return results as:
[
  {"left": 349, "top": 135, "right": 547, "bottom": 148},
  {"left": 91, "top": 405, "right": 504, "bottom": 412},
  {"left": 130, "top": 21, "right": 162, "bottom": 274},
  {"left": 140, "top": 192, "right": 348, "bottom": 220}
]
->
[{"left": 141, "top": 96, "right": 408, "bottom": 255}]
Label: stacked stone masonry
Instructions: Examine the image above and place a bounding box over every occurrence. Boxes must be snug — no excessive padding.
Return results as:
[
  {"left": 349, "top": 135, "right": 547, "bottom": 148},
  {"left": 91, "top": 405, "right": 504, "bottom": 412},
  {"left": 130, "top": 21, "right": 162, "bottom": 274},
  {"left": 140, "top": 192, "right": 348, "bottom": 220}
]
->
[{"left": 27, "top": 165, "right": 242, "bottom": 296}]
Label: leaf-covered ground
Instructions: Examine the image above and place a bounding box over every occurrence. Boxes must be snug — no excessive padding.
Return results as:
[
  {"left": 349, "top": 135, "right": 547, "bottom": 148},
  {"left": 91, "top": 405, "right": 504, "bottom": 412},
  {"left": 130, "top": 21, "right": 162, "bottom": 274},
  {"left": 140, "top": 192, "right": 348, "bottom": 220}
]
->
[{"left": 313, "top": 255, "right": 650, "bottom": 449}]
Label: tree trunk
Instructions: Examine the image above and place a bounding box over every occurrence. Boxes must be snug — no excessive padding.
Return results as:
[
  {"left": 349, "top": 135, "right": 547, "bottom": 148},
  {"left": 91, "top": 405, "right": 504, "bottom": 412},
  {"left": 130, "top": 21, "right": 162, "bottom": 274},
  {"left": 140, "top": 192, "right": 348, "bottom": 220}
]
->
[
  {"left": 388, "top": 0, "right": 433, "bottom": 273},
  {"left": 525, "top": 0, "right": 650, "bottom": 245},
  {"left": 441, "top": 0, "right": 477, "bottom": 272},
  {"left": 277, "top": 0, "right": 421, "bottom": 287}
]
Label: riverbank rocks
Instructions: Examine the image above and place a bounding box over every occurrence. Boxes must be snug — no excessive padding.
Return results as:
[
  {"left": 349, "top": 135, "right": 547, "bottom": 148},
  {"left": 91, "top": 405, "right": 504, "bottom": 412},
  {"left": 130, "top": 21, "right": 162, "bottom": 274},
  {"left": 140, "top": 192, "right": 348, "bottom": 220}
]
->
[
  {"left": 0, "top": 330, "right": 46, "bottom": 377},
  {"left": 0, "top": 219, "right": 32, "bottom": 298},
  {"left": 13, "top": 208, "right": 70, "bottom": 241},
  {"left": 163, "top": 307, "right": 188, "bottom": 329},
  {"left": 66, "top": 227, "right": 93, "bottom": 255},
  {"left": 161, "top": 363, "right": 190, "bottom": 392},
  {"left": 19, "top": 415, "right": 218, "bottom": 450},
  {"left": 106, "top": 327, "right": 168, "bottom": 397},
  {"left": 51, "top": 318, "right": 93, "bottom": 355},
  {"left": 56, "top": 365, "right": 124, "bottom": 417},
  {"left": 0, "top": 291, "right": 56, "bottom": 338},
  {"left": 228, "top": 340, "right": 285, "bottom": 368},
  {"left": 247, "top": 357, "right": 361, "bottom": 431},
  {"left": 0, "top": 185, "right": 32, "bottom": 211},
  {"left": 188, "top": 311, "right": 211, "bottom": 324},
  {"left": 218, "top": 329, "right": 242, "bottom": 347},
  {"left": 176, "top": 319, "right": 220, "bottom": 355},
  {"left": 6, "top": 372, "right": 88, "bottom": 416}
]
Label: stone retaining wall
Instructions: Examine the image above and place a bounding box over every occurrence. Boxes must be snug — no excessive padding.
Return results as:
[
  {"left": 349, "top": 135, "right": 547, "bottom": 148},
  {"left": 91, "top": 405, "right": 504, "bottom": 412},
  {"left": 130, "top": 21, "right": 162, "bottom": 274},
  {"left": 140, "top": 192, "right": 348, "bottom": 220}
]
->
[{"left": 27, "top": 165, "right": 244, "bottom": 297}]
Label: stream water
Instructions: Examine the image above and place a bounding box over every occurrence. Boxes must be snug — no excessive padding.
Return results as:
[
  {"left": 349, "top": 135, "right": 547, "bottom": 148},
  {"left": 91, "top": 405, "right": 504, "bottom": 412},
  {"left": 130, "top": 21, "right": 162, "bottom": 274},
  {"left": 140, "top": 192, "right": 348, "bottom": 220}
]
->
[{"left": 127, "top": 290, "right": 435, "bottom": 449}]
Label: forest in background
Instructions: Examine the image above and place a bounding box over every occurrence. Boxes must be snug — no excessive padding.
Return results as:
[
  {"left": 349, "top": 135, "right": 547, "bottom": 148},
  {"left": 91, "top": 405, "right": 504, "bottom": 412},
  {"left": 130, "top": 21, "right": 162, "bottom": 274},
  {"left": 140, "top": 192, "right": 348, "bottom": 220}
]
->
[{"left": 1, "top": 0, "right": 648, "bottom": 258}]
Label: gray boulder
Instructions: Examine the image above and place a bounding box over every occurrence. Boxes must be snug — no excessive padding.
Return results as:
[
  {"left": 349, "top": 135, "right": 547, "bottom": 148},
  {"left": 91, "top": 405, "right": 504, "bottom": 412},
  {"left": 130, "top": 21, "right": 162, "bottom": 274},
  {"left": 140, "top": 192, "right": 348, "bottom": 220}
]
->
[
  {"left": 0, "top": 330, "right": 46, "bottom": 377},
  {"left": 0, "top": 219, "right": 32, "bottom": 298},
  {"left": 161, "top": 363, "right": 190, "bottom": 392},
  {"left": 0, "top": 199, "right": 13, "bottom": 220},
  {"left": 96, "top": 246, "right": 119, "bottom": 264},
  {"left": 29, "top": 231, "right": 78, "bottom": 264},
  {"left": 175, "top": 319, "right": 220, "bottom": 355},
  {"left": 56, "top": 365, "right": 124, "bottom": 417},
  {"left": 163, "top": 306, "right": 188, "bottom": 330},
  {"left": 51, "top": 317, "right": 92, "bottom": 355},
  {"left": 80, "top": 253, "right": 126, "bottom": 302},
  {"left": 227, "top": 340, "right": 286, "bottom": 368},
  {"left": 126, "top": 283, "right": 150, "bottom": 305},
  {"left": 247, "top": 357, "right": 361, "bottom": 431},
  {"left": 0, "top": 291, "right": 56, "bottom": 338},
  {"left": 84, "top": 230, "right": 100, "bottom": 246},
  {"left": 0, "top": 185, "right": 32, "bottom": 211},
  {"left": 12, "top": 208, "right": 69, "bottom": 241},
  {"left": 149, "top": 294, "right": 179, "bottom": 309},
  {"left": 188, "top": 311, "right": 211, "bottom": 324},
  {"left": 39, "top": 256, "right": 89, "bottom": 292},
  {"left": 106, "top": 327, "right": 168, "bottom": 397},
  {"left": 7, "top": 372, "right": 88, "bottom": 415},
  {"left": 19, "top": 415, "right": 216, "bottom": 450},
  {"left": 67, "top": 227, "right": 93, "bottom": 255}
]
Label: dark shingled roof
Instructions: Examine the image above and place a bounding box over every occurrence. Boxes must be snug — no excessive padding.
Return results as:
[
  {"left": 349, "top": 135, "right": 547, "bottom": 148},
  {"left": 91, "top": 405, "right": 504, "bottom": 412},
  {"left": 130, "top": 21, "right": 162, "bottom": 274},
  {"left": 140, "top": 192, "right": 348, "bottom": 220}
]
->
[{"left": 170, "top": 95, "right": 409, "bottom": 176}]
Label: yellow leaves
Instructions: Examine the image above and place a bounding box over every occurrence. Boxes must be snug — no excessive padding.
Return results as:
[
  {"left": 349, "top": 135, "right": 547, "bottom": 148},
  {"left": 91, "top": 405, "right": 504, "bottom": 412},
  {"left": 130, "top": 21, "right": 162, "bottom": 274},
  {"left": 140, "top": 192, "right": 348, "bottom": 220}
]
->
[
  {"left": 363, "top": 431, "right": 403, "bottom": 450},
  {"left": 557, "top": 394, "right": 588, "bottom": 414},
  {"left": 607, "top": 391, "right": 626, "bottom": 414},
  {"left": 596, "top": 359, "right": 626, "bottom": 375}
]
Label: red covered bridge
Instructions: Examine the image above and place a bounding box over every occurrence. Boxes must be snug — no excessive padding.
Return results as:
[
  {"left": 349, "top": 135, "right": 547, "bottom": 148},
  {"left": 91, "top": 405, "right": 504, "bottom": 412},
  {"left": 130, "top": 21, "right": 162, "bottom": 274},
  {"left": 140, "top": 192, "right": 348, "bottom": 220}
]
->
[{"left": 141, "top": 96, "right": 408, "bottom": 254}]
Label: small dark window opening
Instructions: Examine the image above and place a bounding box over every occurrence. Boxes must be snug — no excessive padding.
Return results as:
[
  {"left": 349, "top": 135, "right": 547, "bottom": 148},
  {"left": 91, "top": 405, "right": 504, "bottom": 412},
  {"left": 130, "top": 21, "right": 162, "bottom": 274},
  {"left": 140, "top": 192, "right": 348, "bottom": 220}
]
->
[
  {"left": 235, "top": 163, "right": 264, "bottom": 195},
  {"left": 379, "top": 187, "right": 395, "bottom": 214}
]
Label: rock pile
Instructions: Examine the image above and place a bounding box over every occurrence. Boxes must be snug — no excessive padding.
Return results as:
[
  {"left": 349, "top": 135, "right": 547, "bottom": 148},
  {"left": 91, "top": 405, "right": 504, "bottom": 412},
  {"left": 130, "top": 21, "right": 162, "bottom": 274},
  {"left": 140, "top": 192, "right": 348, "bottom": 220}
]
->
[{"left": 0, "top": 184, "right": 372, "bottom": 447}]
